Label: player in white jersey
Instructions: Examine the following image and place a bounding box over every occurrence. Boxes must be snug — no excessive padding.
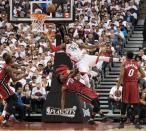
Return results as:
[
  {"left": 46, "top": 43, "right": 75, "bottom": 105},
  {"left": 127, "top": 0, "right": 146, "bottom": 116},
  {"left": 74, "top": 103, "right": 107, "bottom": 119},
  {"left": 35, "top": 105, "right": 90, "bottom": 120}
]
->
[{"left": 49, "top": 35, "right": 120, "bottom": 87}]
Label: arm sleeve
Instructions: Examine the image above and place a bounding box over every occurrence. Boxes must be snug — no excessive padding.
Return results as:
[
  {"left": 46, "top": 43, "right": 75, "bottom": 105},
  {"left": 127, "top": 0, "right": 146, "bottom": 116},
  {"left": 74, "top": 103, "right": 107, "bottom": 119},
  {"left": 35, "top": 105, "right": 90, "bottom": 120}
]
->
[{"left": 49, "top": 43, "right": 61, "bottom": 52}]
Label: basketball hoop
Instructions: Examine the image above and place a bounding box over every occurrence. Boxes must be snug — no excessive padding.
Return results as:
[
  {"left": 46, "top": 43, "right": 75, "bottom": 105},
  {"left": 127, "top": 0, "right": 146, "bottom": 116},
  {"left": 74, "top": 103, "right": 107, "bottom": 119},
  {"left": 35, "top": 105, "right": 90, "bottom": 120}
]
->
[{"left": 31, "top": 13, "right": 48, "bottom": 32}]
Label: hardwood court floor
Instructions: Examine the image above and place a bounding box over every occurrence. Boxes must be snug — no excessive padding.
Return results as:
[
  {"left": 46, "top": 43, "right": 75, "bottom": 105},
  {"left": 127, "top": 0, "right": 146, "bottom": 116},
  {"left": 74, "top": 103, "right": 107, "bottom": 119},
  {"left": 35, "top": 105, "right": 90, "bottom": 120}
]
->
[{"left": 0, "top": 121, "right": 145, "bottom": 131}]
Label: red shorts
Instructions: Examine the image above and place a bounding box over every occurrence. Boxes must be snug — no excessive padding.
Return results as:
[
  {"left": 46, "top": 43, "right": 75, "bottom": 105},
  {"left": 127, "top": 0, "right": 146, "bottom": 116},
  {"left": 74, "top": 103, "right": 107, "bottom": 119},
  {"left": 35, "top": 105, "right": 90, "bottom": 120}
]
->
[
  {"left": 123, "top": 82, "right": 139, "bottom": 104},
  {"left": 0, "top": 84, "right": 14, "bottom": 100},
  {"left": 64, "top": 78, "right": 99, "bottom": 102}
]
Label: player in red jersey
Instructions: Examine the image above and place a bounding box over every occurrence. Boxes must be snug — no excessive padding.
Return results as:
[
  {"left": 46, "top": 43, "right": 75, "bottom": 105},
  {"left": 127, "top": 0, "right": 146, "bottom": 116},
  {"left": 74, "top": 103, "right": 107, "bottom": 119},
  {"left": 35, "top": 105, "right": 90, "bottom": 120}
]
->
[
  {"left": 56, "top": 64, "right": 103, "bottom": 124},
  {"left": 117, "top": 51, "right": 145, "bottom": 129},
  {"left": 0, "top": 53, "right": 28, "bottom": 126}
]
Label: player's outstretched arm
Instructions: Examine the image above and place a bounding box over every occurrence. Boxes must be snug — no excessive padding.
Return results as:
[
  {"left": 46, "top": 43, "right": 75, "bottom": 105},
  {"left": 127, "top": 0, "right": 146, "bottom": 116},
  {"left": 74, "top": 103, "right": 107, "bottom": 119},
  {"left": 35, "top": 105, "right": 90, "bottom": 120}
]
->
[
  {"left": 48, "top": 41, "right": 65, "bottom": 52},
  {"left": 117, "top": 64, "right": 124, "bottom": 90},
  {"left": 46, "top": 35, "right": 65, "bottom": 52},
  {"left": 6, "top": 66, "right": 28, "bottom": 82},
  {"left": 12, "top": 66, "right": 27, "bottom": 75},
  {"left": 78, "top": 42, "right": 99, "bottom": 50}
]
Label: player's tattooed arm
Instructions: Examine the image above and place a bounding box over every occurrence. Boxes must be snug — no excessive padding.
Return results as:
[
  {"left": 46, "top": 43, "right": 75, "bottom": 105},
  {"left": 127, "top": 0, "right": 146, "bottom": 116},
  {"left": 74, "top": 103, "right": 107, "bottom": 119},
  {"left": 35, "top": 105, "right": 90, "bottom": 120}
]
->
[
  {"left": 12, "top": 68, "right": 25, "bottom": 75},
  {"left": 117, "top": 64, "right": 124, "bottom": 90},
  {"left": 6, "top": 66, "right": 28, "bottom": 82}
]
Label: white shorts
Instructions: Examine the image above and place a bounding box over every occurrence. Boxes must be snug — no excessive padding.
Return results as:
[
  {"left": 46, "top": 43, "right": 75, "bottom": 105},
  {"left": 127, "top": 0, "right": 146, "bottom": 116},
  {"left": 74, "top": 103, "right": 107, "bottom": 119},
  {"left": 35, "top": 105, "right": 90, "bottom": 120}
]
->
[
  {"left": 76, "top": 54, "right": 97, "bottom": 73},
  {"left": 76, "top": 54, "right": 118, "bottom": 73}
]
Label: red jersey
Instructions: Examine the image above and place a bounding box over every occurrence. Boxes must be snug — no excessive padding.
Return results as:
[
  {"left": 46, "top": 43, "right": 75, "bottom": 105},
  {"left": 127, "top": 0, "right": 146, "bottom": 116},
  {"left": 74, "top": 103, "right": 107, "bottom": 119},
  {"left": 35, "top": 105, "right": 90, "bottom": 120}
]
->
[
  {"left": 0, "top": 64, "right": 14, "bottom": 99},
  {"left": 123, "top": 59, "right": 139, "bottom": 82}
]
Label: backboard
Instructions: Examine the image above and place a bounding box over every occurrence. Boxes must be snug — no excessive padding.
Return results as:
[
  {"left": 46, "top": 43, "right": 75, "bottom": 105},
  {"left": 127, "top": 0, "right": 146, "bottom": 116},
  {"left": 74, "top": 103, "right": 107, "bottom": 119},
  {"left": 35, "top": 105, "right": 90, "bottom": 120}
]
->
[{"left": 9, "top": 0, "right": 75, "bottom": 23}]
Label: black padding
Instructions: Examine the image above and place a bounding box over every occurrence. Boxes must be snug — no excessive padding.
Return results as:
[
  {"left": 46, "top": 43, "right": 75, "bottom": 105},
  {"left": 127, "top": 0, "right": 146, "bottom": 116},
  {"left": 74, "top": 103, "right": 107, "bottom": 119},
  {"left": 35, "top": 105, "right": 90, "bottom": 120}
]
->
[{"left": 42, "top": 52, "right": 91, "bottom": 123}]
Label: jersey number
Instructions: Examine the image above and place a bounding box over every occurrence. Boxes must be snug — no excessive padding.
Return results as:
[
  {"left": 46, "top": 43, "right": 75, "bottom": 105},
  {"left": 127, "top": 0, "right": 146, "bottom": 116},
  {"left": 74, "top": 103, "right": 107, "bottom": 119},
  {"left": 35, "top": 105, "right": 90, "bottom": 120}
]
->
[{"left": 128, "top": 69, "right": 134, "bottom": 77}]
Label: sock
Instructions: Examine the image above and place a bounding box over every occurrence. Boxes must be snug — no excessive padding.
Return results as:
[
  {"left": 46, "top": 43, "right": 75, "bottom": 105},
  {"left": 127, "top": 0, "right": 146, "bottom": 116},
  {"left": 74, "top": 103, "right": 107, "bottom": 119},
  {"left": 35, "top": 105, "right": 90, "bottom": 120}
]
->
[
  {"left": 82, "top": 74, "right": 90, "bottom": 88},
  {"left": 1, "top": 110, "right": 6, "bottom": 116}
]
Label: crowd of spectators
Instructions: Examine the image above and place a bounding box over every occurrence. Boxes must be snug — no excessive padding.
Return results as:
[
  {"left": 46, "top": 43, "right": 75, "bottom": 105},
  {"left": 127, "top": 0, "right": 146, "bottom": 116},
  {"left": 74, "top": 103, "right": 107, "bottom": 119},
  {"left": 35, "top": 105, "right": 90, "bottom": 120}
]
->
[{"left": 0, "top": 0, "right": 146, "bottom": 121}]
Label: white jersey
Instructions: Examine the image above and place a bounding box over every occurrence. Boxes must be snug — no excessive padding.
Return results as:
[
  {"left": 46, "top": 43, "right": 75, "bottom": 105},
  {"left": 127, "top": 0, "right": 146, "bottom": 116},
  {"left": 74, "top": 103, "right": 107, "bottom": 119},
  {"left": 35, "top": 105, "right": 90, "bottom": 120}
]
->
[{"left": 66, "top": 42, "right": 84, "bottom": 62}]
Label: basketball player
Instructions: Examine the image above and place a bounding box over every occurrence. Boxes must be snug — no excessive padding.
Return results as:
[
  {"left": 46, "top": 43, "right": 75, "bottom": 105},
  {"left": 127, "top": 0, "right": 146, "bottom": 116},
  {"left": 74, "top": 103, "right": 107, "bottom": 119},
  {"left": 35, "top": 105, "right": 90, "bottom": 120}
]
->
[
  {"left": 0, "top": 53, "right": 28, "bottom": 126},
  {"left": 117, "top": 51, "right": 145, "bottom": 129},
  {"left": 56, "top": 64, "right": 103, "bottom": 124},
  {"left": 49, "top": 35, "right": 120, "bottom": 87}
]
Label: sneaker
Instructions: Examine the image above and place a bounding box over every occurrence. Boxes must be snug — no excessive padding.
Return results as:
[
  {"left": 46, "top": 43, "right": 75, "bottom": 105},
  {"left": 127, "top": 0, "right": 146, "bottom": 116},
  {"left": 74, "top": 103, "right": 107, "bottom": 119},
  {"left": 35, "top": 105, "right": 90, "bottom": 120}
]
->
[
  {"left": 9, "top": 117, "right": 20, "bottom": 123},
  {"left": 118, "top": 122, "right": 124, "bottom": 129},
  {"left": 135, "top": 123, "right": 143, "bottom": 129},
  {"left": 88, "top": 118, "right": 96, "bottom": 125},
  {"left": 1, "top": 120, "right": 11, "bottom": 127},
  {"left": 106, "top": 110, "right": 113, "bottom": 116},
  {"left": 0, "top": 115, "right": 4, "bottom": 123}
]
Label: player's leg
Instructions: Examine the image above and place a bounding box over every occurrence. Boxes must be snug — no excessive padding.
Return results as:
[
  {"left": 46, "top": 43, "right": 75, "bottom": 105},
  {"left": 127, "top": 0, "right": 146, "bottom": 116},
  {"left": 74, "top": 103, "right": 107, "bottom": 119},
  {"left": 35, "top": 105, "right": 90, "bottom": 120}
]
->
[
  {"left": 118, "top": 102, "right": 127, "bottom": 129},
  {"left": 76, "top": 56, "right": 91, "bottom": 87},
  {"left": 2, "top": 94, "right": 17, "bottom": 126},
  {"left": 130, "top": 82, "right": 142, "bottom": 129},
  {"left": 0, "top": 101, "right": 19, "bottom": 124},
  {"left": 118, "top": 83, "right": 129, "bottom": 128},
  {"left": 75, "top": 83, "right": 102, "bottom": 124},
  {"left": 77, "top": 54, "right": 102, "bottom": 88},
  {"left": 82, "top": 74, "right": 90, "bottom": 88},
  {"left": 133, "top": 104, "right": 143, "bottom": 129}
]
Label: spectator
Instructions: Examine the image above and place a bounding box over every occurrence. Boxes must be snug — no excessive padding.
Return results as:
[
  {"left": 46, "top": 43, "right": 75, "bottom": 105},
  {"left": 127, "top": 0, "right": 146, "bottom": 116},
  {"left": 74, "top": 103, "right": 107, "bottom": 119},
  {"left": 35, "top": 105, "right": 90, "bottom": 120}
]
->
[
  {"left": 107, "top": 78, "right": 122, "bottom": 115},
  {"left": 139, "top": 88, "right": 146, "bottom": 123},
  {"left": 31, "top": 81, "right": 46, "bottom": 113},
  {"left": 30, "top": 75, "right": 37, "bottom": 88},
  {"left": 15, "top": 86, "right": 30, "bottom": 121},
  {"left": 22, "top": 83, "right": 31, "bottom": 108},
  {"left": 43, "top": 61, "right": 53, "bottom": 76},
  {"left": 134, "top": 55, "right": 146, "bottom": 91},
  {"left": 138, "top": 48, "right": 146, "bottom": 61},
  {"left": 41, "top": 75, "right": 49, "bottom": 89}
]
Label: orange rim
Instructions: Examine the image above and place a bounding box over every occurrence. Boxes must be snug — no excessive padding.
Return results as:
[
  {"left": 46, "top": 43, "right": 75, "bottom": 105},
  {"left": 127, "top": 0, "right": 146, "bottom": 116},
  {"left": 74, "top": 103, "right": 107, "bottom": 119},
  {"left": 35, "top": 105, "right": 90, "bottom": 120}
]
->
[{"left": 31, "top": 13, "right": 48, "bottom": 21}]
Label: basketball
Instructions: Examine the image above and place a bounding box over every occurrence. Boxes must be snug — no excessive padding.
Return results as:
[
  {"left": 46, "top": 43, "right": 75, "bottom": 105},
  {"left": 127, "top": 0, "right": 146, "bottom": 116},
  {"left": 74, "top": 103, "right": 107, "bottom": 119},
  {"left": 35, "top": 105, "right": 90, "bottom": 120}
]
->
[
  {"left": 48, "top": 4, "right": 56, "bottom": 13},
  {"left": 114, "top": 90, "right": 122, "bottom": 97}
]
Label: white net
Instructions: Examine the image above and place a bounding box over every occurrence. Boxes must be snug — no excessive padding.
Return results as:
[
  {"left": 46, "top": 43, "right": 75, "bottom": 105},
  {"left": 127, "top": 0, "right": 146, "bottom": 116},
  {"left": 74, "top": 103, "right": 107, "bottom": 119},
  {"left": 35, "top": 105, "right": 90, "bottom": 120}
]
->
[{"left": 31, "top": 16, "right": 47, "bottom": 32}]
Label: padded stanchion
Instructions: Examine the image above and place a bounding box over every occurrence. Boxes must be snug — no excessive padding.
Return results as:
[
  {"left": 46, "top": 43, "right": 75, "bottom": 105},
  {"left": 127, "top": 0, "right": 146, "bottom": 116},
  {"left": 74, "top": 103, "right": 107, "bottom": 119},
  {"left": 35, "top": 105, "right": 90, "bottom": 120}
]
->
[{"left": 42, "top": 52, "right": 91, "bottom": 123}]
